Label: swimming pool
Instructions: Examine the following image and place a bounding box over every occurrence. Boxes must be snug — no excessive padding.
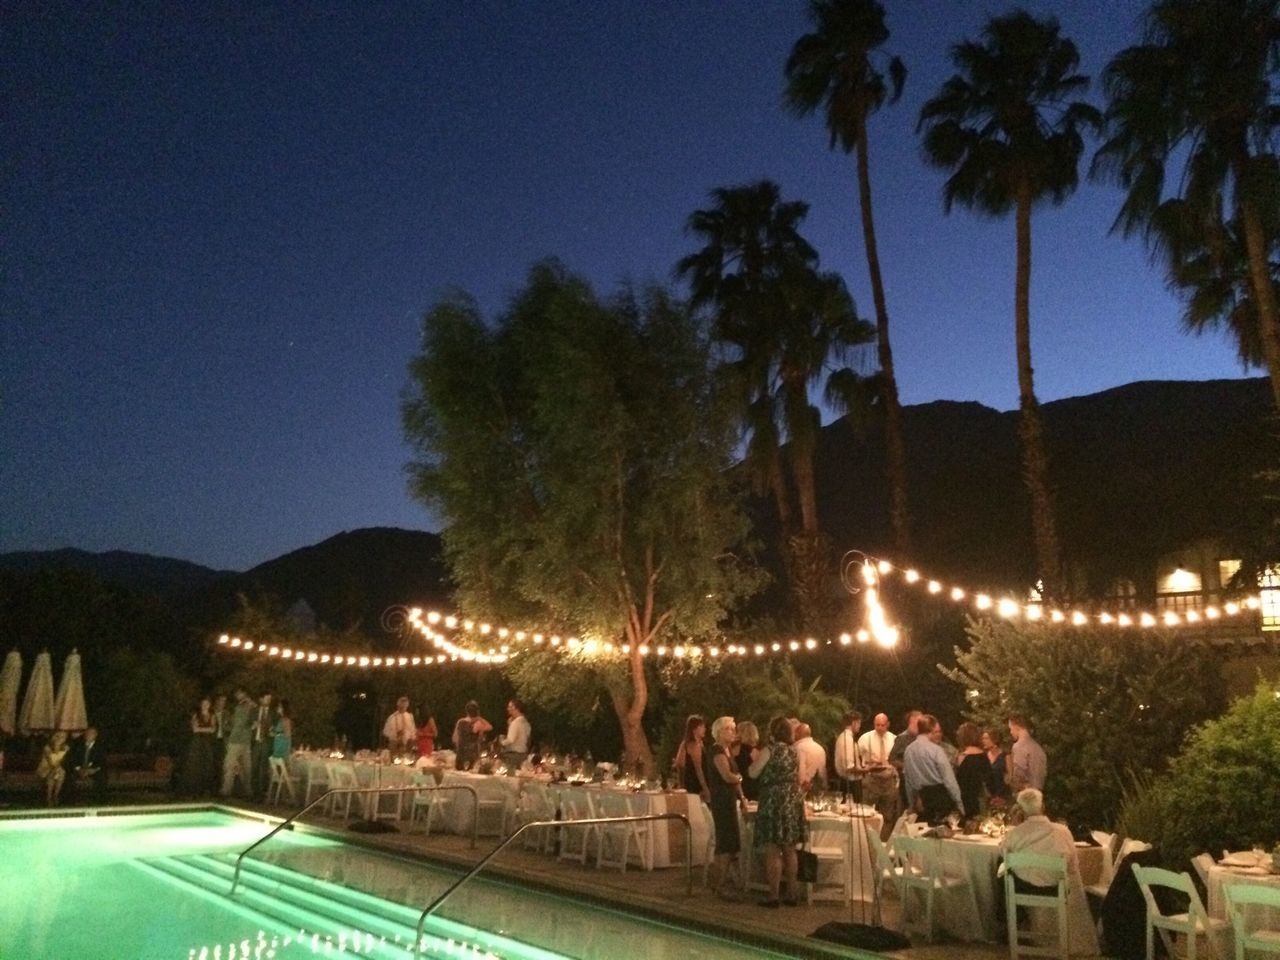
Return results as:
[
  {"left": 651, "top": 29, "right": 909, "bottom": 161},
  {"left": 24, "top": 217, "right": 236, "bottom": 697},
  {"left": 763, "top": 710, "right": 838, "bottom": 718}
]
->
[{"left": 1, "top": 808, "right": 833, "bottom": 959}]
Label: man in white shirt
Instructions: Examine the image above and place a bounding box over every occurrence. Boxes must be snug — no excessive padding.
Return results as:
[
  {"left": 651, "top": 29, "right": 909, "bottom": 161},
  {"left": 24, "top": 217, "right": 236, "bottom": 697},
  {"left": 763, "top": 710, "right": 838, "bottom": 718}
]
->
[
  {"left": 857, "top": 712, "right": 898, "bottom": 832},
  {"left": 499, "top": 698, "right": 532, "bottom": 770},
  {"left": 792, "top": 722, "right": 827, "bottom": 792},
  {"left": 832, "top": 710, "right": 864, "bottom": 801},
  {"left": 382, "top": 696, "right": 417, "bottom": 752}
]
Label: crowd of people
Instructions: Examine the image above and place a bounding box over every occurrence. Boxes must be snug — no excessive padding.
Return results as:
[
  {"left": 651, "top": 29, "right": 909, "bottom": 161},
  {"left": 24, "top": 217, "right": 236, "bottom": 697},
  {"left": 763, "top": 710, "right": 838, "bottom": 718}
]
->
[{"left": 671, "top": 708, "right": 1050, "bottom": 906}]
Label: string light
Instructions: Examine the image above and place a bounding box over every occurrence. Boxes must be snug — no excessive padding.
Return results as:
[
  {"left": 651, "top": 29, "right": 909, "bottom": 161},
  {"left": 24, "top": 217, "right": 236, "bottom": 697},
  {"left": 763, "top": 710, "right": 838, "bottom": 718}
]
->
[{"left": 856, "top": 554, "right": 1263, "bottom": 630}]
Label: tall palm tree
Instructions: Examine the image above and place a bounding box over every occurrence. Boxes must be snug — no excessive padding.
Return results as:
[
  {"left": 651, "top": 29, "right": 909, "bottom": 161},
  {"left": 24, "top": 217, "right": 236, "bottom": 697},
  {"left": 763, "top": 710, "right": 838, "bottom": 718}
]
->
[
  {"left": 918, "top": 10, "right": 1102, "bottom": 598},
  {"left": 785, "top": 0, "right": 913, "bottom": 556},
  {"left": 677, "top": 180, "right": 875, "bottom": 624},
  {"left": 1093, "top": 0, "right": 1280, "bottom": 409}
]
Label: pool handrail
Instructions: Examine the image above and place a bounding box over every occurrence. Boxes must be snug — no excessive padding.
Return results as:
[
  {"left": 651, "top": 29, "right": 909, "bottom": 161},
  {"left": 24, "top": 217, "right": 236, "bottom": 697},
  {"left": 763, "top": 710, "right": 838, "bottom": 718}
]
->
[
  {"left": 413, "top": 811, "right": 692, "bottom": 960},
  {"left": 230, "top": 782, "right": 480, "bottom": 896}
]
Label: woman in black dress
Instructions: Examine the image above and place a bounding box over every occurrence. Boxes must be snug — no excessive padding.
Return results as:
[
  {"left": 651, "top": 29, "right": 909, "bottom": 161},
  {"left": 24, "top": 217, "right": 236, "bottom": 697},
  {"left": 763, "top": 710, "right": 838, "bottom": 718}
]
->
[
  {"left": 180, "top": 696, "right": 218, "bottom": 796},
  {"left": 954, "top": 722, "right": 988, "bottom": 818},
  {"left": 982, "top": 728, "right": 1010, "bottom": 803},
  {"left": 706, "top": 716, "right": 747, "bottom": 899},
  {"left": 672, "top": 714, "right": 710, "bottom": 802}
]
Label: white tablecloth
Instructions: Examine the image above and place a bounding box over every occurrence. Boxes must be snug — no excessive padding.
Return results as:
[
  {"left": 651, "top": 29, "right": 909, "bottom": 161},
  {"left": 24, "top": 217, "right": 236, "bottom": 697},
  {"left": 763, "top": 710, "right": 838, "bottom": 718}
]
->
[
  {"left": 550, "top": 784, "right": 709, "bottom": 868},
  {"left": 742, "top": 806, "right": 884, "bottom": 902},
  {"left": 931, "top": 835, "right": 1099, "bottom": 952},
  {"left": 1208, "top": 862, "right": 1280, "bottom": 954}
]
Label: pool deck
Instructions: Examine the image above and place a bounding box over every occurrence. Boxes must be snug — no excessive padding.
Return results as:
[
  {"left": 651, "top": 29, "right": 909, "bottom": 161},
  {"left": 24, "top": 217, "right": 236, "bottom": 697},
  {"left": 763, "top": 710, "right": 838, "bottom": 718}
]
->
[
  {"left": 0, "top": 784, "right": 1033, "bottom": 959},
  {"left": 246, "top": 798, "right": 1015, "bottom": 960}
]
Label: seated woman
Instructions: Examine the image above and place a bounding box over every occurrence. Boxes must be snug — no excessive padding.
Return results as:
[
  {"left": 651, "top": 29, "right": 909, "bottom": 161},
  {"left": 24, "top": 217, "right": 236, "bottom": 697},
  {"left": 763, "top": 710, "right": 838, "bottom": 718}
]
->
[{"left": 38, "top": 731, "right": 70, "bottom": 807}]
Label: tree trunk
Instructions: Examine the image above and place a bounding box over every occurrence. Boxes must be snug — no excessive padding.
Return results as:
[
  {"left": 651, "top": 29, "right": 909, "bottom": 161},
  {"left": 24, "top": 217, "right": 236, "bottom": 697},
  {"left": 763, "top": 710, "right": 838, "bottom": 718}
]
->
[
  {"left": 855, "top": 115, "right": 911, "bottom": 557},
  {"left": 791, "top": 440, "right": 820, "bottom": 536},
  {"left": 1014, "top": 186, "right": 1063, "bottom": 598},
  {"left": 786, "top": 530, "right": 833, "bottom": 632},
  {"left": 609, "top": 647, "right": 654, "bottom": 777},
  {"left": 768, "top": 446, "right": 794, "bottom": 539},
  {"left": 1238, "top": 197, "right": 1280, "bottom": 411}
]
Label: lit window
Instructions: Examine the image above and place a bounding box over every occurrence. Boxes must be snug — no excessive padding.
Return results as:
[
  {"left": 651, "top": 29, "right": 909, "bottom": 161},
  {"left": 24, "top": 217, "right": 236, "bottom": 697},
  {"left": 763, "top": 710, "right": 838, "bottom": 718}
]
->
[
  {"left": 1163, "top": 566, "right": 1201, "bottom": 593},
  {"left": 1262, "top": 566, "right": 1280, "bottom": 632},
  {"left": 1219, "top": 559, "right": 1242, "bottom": 589}
]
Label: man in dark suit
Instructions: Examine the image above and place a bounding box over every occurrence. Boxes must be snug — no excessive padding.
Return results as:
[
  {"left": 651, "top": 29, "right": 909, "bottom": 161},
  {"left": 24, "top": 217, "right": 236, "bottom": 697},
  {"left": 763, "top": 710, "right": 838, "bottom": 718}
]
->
[{"left": 67, "top": 726, "right": 108, "bottom": 803}]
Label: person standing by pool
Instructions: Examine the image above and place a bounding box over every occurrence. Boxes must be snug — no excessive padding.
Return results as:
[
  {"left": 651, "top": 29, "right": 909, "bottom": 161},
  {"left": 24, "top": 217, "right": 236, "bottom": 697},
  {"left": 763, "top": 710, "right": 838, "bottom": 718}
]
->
[
  {"left": 749, "top": 716, "right": 807, "bottom": 907},
  {"left": 706, "top": 716, "right": 747, "bottom": 900},
  {"left": 67, "top": 725, "right": 108, "bottom": 804},
  {"left": 452, "top": 701, "right": 492, "bottom": 771},
  {"left": 673, "top": 715, "right": 710, "bottom": 803},
  {"left": 251, "top": 692, "right": 274, "bottom": 801},
  {"left": 180, "top": 697, "right": 218, "bottom": 796},
  {"left": 416, "top": 708, "right": 438, "bottom": 757},
  {"left": 382, "top": 696, "right": 417, "bottom": 753},
  {"left": 271, "top": 699, "right": 293, "bottom": 759},
  {"left": 498, "top": 698, "right": 531, "bottom": 770},
  {"left": 220, "top": 688, "right": 255, "bottom": 798},
  {"left": 38, "top": 731, "right": 70, "bottom": 806},
  {"left": 735, "top": 721, "right": 761, "bottom": 802}
]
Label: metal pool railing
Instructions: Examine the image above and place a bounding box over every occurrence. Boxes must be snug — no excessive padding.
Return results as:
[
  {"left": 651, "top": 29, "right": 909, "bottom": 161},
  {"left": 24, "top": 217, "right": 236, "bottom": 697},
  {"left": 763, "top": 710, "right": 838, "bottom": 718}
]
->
[
  {"left": 230, "top": 782, "right": 481, "bottom": 896},
  {"left": 412, "top": 812, "right": 693, "bottom": 960}
]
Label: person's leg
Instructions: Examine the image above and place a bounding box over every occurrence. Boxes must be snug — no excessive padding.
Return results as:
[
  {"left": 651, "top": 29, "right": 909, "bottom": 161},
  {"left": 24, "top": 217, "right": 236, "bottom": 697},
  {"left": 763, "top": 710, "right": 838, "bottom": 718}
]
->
[
  {"left": 763, "top": 846, "right": 782, "bottom": 903},
  {"left": 781, "top": 846, "right": 799, "bottom": 904}
]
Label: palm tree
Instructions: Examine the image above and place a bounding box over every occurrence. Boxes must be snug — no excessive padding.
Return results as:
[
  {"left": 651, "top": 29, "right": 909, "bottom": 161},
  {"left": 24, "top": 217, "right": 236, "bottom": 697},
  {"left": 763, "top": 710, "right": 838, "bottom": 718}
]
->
[
  {"left": 785, "top": 0, "right": 913, "bottom": 556},
  {"left": 1093, "top": 0, "right": 1280, "bottom": 409},
  {"left": 677, "top": 180, "right": 875, "bottom": 624},
  {"left": 918, "top": 10, "right": 1102, "bottom": 598}
]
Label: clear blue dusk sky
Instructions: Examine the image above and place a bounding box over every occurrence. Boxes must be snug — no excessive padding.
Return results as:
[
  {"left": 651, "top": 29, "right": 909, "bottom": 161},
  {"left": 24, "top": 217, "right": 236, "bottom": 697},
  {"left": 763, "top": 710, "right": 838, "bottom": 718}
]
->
[{"left": 1, "top": 1, "right": 1252, "bottom": 571}]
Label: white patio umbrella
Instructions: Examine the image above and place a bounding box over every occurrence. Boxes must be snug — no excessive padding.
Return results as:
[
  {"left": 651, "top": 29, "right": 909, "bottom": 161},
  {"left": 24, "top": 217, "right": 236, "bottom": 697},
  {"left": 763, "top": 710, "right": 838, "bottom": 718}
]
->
[
  {"left": 53, "top": 648, "right": 87, "bottom": 732},
  {"left": 0, "top": 650, "right": 21, "bottom": 736},
  {"left": 18, "top": 650, "right": 55, "bottom": 734}
]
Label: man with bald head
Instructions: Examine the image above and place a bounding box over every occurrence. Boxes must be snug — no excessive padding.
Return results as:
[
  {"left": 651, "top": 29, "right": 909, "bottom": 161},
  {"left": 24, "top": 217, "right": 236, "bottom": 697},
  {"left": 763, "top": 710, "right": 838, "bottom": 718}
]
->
[
  {"left": 792, "top": 722, "right": 828, "bottom": 793},
  {"left": 858, "top": 712, "right": 899, "bottom": 832}
]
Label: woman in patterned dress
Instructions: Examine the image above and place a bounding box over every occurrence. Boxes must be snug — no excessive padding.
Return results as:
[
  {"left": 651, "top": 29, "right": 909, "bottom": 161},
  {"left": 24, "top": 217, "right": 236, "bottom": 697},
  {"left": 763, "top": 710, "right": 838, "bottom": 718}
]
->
[{"left": 749, "top": 716, "right": 807, "bottom": 906}]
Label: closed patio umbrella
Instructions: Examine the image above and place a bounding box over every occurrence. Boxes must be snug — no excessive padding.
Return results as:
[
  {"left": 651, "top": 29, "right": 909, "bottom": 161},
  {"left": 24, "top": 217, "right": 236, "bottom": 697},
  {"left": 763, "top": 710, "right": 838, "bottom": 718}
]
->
[
  {"left": 53, "top": 648, "right": 87, "bottom": 732},
  {"left": 0, "top": 650, "right": 21, "bottom": 736},
  {"left": 19, "top": 650, "right": 55, "bottom": 734}
]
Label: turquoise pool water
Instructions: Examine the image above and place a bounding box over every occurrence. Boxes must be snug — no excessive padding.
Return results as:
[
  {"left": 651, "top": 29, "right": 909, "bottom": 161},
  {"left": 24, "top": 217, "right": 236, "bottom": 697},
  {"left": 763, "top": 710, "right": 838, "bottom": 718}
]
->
[{"left": 0, "top": 809, "right": 806, "bottom": 960}]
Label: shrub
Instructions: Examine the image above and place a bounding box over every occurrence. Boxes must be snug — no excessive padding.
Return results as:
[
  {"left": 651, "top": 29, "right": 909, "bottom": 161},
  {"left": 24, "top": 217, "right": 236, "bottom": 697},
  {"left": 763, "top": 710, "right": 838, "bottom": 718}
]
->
[
  {"left": 944, "top": 619, "right": 1224, "bottom": 829},
  {"left": 1150, "top": 681, "right": 1280, "bottom": 866}
]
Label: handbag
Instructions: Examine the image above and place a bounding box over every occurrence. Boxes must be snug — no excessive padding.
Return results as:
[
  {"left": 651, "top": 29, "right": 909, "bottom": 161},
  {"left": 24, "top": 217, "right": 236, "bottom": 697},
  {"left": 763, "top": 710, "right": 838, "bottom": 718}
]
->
[{"left": 797, "top": 848, "right": 820, "bottom": 883}]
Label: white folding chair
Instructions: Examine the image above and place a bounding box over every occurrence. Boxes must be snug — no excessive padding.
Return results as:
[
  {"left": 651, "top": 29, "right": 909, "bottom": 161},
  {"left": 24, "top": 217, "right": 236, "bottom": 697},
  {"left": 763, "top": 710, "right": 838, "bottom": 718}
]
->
[
  {"left": 516, "top": 782, "right": 558, "bottom": 853},
  {"left": 1087, "top": 831, "right": 1117, "bottom": 900},
  {"left": 1223, "top": 882, "right": 1280, "bottom": 960},
  {"left": 865, "top": 827, "right": 905, "bottom": 926},
  {"left": 595, "top": 791, "right": 651, "bottom": 872},
  {"left": 266, "top": 756, "right": 297, "bottom": 806},
  {"left": 1133, "top": 864, "right": 1229, "bottom": 960},
  {"left": 325, "top": 762, "right": 366, "bottom": 820},
  {"left": 302, "top": 759, "right": 330, "bottom": 810},
  {"left": 894, "top": 834, "right": 978, "bottom": 942},
  {"left": 1192, "top": 852, "right": 1216, "bottom": 891},
  {"left": 557, "top": 792, "right": 596, "bottom": 865},
  {"left": 470, "top": 779, "right": 513, "bottom": 838},
  {"left": 805, "top": 818, "right": 852, "bottom": 903},
  {"left": 407, "top": 773, "right": 453, "bottom": 836},
  {"left": 1004, "top": 850, "right": 1069, "bottom": 959}
]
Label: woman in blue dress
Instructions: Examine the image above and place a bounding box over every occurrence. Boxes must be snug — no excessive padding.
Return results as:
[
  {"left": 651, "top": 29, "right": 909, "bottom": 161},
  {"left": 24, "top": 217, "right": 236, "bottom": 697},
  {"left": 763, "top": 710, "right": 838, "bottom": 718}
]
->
[{"left": 270, "top": 699, "right": 293, "bottom": 759}]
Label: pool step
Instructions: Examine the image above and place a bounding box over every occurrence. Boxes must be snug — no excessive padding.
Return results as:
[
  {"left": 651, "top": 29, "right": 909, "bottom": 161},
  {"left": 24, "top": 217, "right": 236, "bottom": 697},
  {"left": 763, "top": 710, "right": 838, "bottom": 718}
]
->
[{"left": 145, "top": 851, "right": 564, "bottom": 960}]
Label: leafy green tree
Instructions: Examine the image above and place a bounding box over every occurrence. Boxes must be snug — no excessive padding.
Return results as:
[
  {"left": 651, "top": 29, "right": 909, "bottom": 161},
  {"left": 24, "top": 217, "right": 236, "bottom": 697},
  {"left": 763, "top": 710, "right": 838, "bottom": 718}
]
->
[
  {"left": 1138, "top": 681, "right": 1280, "bottom": 866},
  {"left": 1094, "top": 0, "right": 1280, "bottom": 409},
  {"left": 677, "top": 181, "right": 875, "bottom": 627},
  {"left": 402, "top": 262, "right": 762, "bottom": 773},
  {"left": 785, "top": 0, "right": 913, "bottom": 555},
  {"left": 918, "top": 11, "right": 1102, "bottom": 599},
  {"left": 945, "top": 618, "right": 1223, "bottom": 829},
  {"left": 92, "top": 648, "right": 199, "bottom": 754}
]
